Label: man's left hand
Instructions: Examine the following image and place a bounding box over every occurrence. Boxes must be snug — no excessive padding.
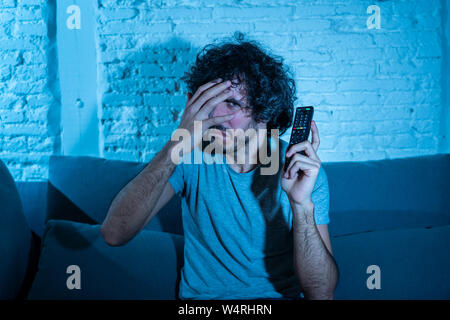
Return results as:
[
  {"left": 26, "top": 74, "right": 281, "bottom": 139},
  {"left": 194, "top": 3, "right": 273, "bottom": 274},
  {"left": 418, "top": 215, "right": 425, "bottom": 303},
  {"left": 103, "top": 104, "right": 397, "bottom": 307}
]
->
[{"left": 281, "top": 120, "right": 321, "bottom": 210}]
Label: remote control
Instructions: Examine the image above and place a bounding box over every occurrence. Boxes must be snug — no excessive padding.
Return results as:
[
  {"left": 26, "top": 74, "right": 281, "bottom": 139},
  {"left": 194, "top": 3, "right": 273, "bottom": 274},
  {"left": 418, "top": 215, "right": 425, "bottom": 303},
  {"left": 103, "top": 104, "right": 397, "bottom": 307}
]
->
[{"left": 284, "top": 106, "right": 314, "bottom": 172}]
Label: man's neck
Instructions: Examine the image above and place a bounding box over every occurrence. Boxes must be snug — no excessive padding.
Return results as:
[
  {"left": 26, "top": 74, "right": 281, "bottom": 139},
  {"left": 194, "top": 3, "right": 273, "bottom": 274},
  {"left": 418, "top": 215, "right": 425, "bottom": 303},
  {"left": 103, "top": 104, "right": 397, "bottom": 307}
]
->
[{"left": 226, "top": 135, "right": 271, "bottom": 174}]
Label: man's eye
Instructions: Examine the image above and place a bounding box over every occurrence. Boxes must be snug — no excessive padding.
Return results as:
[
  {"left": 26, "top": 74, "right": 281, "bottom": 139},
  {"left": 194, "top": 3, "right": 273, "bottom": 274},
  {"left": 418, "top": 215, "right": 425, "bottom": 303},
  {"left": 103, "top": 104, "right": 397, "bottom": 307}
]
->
[{"left": 228, "top": 102, "right": 239, "bottom": 108}]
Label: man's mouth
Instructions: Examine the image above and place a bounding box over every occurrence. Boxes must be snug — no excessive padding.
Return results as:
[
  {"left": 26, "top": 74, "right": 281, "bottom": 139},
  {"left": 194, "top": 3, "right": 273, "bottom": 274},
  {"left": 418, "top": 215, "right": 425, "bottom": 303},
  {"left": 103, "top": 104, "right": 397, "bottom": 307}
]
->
[
  {"left": 210, "top": 124, "right": 227, "bottom": 132},
  {"left": 209, "top": 125, "right": 229, "bottom": 138}
]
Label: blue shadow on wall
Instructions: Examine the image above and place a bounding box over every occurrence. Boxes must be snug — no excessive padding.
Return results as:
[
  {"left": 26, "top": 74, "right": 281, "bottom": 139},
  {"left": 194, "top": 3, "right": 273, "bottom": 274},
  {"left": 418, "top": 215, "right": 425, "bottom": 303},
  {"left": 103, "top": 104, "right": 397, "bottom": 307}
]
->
[{"left": 100, "top": 37, "right": 201, "bottom": 161}]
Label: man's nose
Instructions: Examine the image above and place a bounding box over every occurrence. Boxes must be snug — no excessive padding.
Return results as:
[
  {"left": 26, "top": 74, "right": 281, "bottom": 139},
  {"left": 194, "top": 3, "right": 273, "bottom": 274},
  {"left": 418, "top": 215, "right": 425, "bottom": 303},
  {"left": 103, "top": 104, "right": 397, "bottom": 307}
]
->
[{"left": 211, "top": 103, "right": 235, "bottom": 118}]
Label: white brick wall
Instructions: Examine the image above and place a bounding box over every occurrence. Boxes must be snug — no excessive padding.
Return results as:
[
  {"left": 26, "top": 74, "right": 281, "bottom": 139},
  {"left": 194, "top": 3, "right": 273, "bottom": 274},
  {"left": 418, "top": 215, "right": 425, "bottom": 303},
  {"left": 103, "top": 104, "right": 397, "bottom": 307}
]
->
[
  {"left": 96, "top": 0, "right": 445, "bottom": 164},
  {"left": 0, "top": 0, "right": 447, "bottom": 180},
  {"left": 0, "top": 0, "right": 60, "bottom": 180}
]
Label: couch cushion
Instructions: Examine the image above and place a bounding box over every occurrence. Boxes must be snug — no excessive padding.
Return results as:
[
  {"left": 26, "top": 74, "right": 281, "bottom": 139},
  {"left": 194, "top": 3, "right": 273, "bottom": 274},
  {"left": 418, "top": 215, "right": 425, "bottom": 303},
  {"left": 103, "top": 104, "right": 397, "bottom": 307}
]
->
[
  {"left": 332, "top": 224, "right": 450, "bottom": 299},
  {"left": 47, "top": 156, "right": 183, "bottom": 235},
  {"left": 328, "top": 210, "right": 450, "bottom": 237},
  {"left": 0, "top": 159, "right": 32, "bottom": 299},
  {"left": 16, "top": 181, "right": 48, "bottom": 237},
  {"left": 28, "top": 220, "right": 184, "bottom": 299},
  {"left": 323, "top": 154, "right": 450, "bottom": 214}
]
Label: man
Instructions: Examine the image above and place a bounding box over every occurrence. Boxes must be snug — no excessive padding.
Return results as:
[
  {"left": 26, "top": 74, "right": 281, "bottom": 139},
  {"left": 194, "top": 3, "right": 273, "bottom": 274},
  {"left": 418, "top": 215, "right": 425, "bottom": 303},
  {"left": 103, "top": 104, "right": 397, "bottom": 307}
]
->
[{"left": 101, "top": 37, "right": 338, "bottom": 300}]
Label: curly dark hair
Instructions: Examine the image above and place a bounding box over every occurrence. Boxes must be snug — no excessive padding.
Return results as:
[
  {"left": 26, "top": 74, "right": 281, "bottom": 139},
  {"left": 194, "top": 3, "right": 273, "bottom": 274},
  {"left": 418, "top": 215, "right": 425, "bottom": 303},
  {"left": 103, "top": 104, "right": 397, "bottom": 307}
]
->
[{"left": 182, "top": 33, "right": 296, "bottom": 135}]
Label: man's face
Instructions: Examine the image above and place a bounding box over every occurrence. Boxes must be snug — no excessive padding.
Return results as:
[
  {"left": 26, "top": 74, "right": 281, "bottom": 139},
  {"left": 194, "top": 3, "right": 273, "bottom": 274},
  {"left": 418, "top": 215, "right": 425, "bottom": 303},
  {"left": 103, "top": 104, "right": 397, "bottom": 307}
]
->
[{"left": 207, "top": 81, "right": 266, "bottom": 154}]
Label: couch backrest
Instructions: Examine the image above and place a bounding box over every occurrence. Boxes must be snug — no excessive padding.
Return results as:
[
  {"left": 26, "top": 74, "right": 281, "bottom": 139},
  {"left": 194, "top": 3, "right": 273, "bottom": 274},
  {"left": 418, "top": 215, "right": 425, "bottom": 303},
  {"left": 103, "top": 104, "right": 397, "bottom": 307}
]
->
[
  {"left": 46, "top": 156, "right": 183, "bottom": 235},
  {"left": 323, "top": 153, "right": 450, "bottom": 236},
  {"left": 324, "top": 153, "right": 450, "bottom": 213},
  {"left": 44, "top": 154, "right": 450, "bottom": 238}
]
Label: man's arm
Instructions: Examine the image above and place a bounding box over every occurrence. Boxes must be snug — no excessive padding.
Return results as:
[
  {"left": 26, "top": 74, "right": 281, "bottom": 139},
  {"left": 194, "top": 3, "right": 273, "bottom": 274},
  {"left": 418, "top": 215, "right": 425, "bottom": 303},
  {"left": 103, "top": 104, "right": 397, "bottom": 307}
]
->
[
  {"left": 101, "top": 140, "right": 178, "bottom": 246},
  {"left": 291, "top": 201, "right": 338, "bottom": 300},
  {"left": 101, "top": 79, "right": 235, "bottom": 246}
]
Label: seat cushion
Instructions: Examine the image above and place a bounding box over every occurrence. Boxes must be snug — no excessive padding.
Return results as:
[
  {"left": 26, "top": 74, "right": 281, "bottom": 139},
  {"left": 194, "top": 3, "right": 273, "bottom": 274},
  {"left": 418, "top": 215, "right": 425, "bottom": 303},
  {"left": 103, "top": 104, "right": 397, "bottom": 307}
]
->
[
  {"left": 0, "top": 160, "right": 31, "bottom": 299},
  {"left": 28, "top": 220, "right": 184, "bottom": 300},
  {"left": 332, "top": 224, "right": 450, "bottom": 299},
  {"left": 328, "top": 210, "right": 450, "bottom": 237},
  {"left": 47, "top": 156, "right": 183, "bottom": 235}
]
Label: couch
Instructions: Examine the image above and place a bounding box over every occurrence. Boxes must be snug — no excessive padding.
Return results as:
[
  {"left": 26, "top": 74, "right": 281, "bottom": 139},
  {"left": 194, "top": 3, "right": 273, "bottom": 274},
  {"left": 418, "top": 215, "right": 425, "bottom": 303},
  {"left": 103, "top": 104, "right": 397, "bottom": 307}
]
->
[{"left": 1, "top": 154, "right": 449, "bottom": 300}]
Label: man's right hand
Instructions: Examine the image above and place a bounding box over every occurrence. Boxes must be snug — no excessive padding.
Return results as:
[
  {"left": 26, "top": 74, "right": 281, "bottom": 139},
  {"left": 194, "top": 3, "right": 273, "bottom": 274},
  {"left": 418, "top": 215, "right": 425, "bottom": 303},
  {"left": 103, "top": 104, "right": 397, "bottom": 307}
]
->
[{"left": 175, "top": 79, "right": 235, "bottom": 154}]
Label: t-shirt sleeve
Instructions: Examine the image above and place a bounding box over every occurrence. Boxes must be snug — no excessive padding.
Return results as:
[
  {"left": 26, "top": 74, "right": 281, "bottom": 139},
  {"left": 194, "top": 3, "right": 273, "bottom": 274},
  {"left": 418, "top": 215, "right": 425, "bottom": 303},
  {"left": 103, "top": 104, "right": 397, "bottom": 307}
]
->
[
  {"left": 169, "top": 162, "right": 184, "bottom": 196},
  {"left": 312, "top": 166, "right": 330, "bottom": 225},
  {"left": 168, "top": 150, "right": 195, "bottom": 196}
]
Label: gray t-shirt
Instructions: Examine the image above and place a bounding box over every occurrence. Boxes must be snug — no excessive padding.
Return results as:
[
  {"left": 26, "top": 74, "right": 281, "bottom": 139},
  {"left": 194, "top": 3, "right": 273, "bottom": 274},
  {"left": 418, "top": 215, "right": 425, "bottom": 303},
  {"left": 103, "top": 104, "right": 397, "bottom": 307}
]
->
[{"left": 169, "top": 138, "right": 330, "bottom": 299}]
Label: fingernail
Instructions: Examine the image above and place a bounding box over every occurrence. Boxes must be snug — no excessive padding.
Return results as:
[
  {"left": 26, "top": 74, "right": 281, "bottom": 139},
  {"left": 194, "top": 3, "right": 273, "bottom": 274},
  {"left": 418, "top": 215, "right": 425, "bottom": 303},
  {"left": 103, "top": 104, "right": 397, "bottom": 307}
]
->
[{"left": 213, "top": 78, "right": 222, "bottom": 83}]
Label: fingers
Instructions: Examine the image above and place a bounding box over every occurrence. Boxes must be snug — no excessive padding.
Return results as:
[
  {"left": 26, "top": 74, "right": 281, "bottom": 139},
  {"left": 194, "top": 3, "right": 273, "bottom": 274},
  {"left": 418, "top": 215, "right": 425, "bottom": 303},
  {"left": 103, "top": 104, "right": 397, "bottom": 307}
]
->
[
  {"left": 197, "top": 88, "right": 233, "bottom": 119},
  {"left": 203, "top": 114, "right": 235, "bottom": 129},
  {"left": 285, "top": 140, "right": 320, "bottom": 162},
  {"left": 283, "top": 153, "right": 319, "bottom": 179},
  {"left": 310, "top": 120, "right": 320, "bottom": 151},
  {"left": 285, "top": 160, "right": 318, "bottom": 179},
  {"left": 186, "top": 78, "right": 222, "bottom": 108},
  {"left": 190, "top": 80, "right": 232, "bottom": 114}
]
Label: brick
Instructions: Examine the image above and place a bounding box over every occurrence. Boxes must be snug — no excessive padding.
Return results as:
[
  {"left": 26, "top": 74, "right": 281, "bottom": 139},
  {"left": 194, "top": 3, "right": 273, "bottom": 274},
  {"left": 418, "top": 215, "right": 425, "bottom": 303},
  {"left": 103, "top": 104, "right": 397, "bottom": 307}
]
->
[
  {"left": 0, "top": 109, "right": 24, "bottom": 123},
  {"left": 99, "top": 21, "right": 172, "bottom": 35},
  {"left": 100, "top": 8, "right": 138, "bottom": 22},
  {"left": 0, "top": 50, "right": 20, "bottom": 65},
  {"left": 22, "top": 50, "right": 47, "bottom": 64},
  {"left": 102, "top": 92, "right": 143, "bottom": 107},
  {"left": 297, "top": 79, "right": 336, "bottom": 93},
  {"left": 9, "top": 79, "right": 47, "bottom": 94},
  {"left": 26, "top": 106, "right": 48, "bottom": 122},
  {"left": 295, "top": 34, "right": 374, "bottom": 50},
  {"left": 0, "top": 123, "right": 43, "bottom": 135},
  {"left": 14, "top": 21, "right": 47, "bottom": 36},
  {"left": 2, "top": 136, "right": 27, "bottom": 152},
  {"left": 16, "top": 6, "right": 43, "bottom": 20},
  {"left": 294, "top": 63, "right": 375, "bottom": 78},
  {"left": 213, "top": 7, "right": 291, "bottom": 20},
  {"left": 174, "top": 22, "right": 253, "bottom": 34},
  {"left": 99, "top": 35, "right": 137, "bottom": 50},
  {"left": 0, "top": 10, "right": 15, "bottom": 23},
  {"left": 142, "top": 7, "right": 213, "bottom": 21},
  {"left": 293, "top": 5, "right": 336, "bottom": 18},
  {"left": 18, "top": 0, "right": 44, "bottom": 6},
  {"left": 255, "top": 19, "right": 331, "bottom": 32},
  {"left": 0, "top": 0, "right": 16, "bottom": 8},
  {"left": 289, "top": 50, "right": 331, "bottom": 62},
  {"left": 0, "top": 38, "right": 36, "bottom": 49}
]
